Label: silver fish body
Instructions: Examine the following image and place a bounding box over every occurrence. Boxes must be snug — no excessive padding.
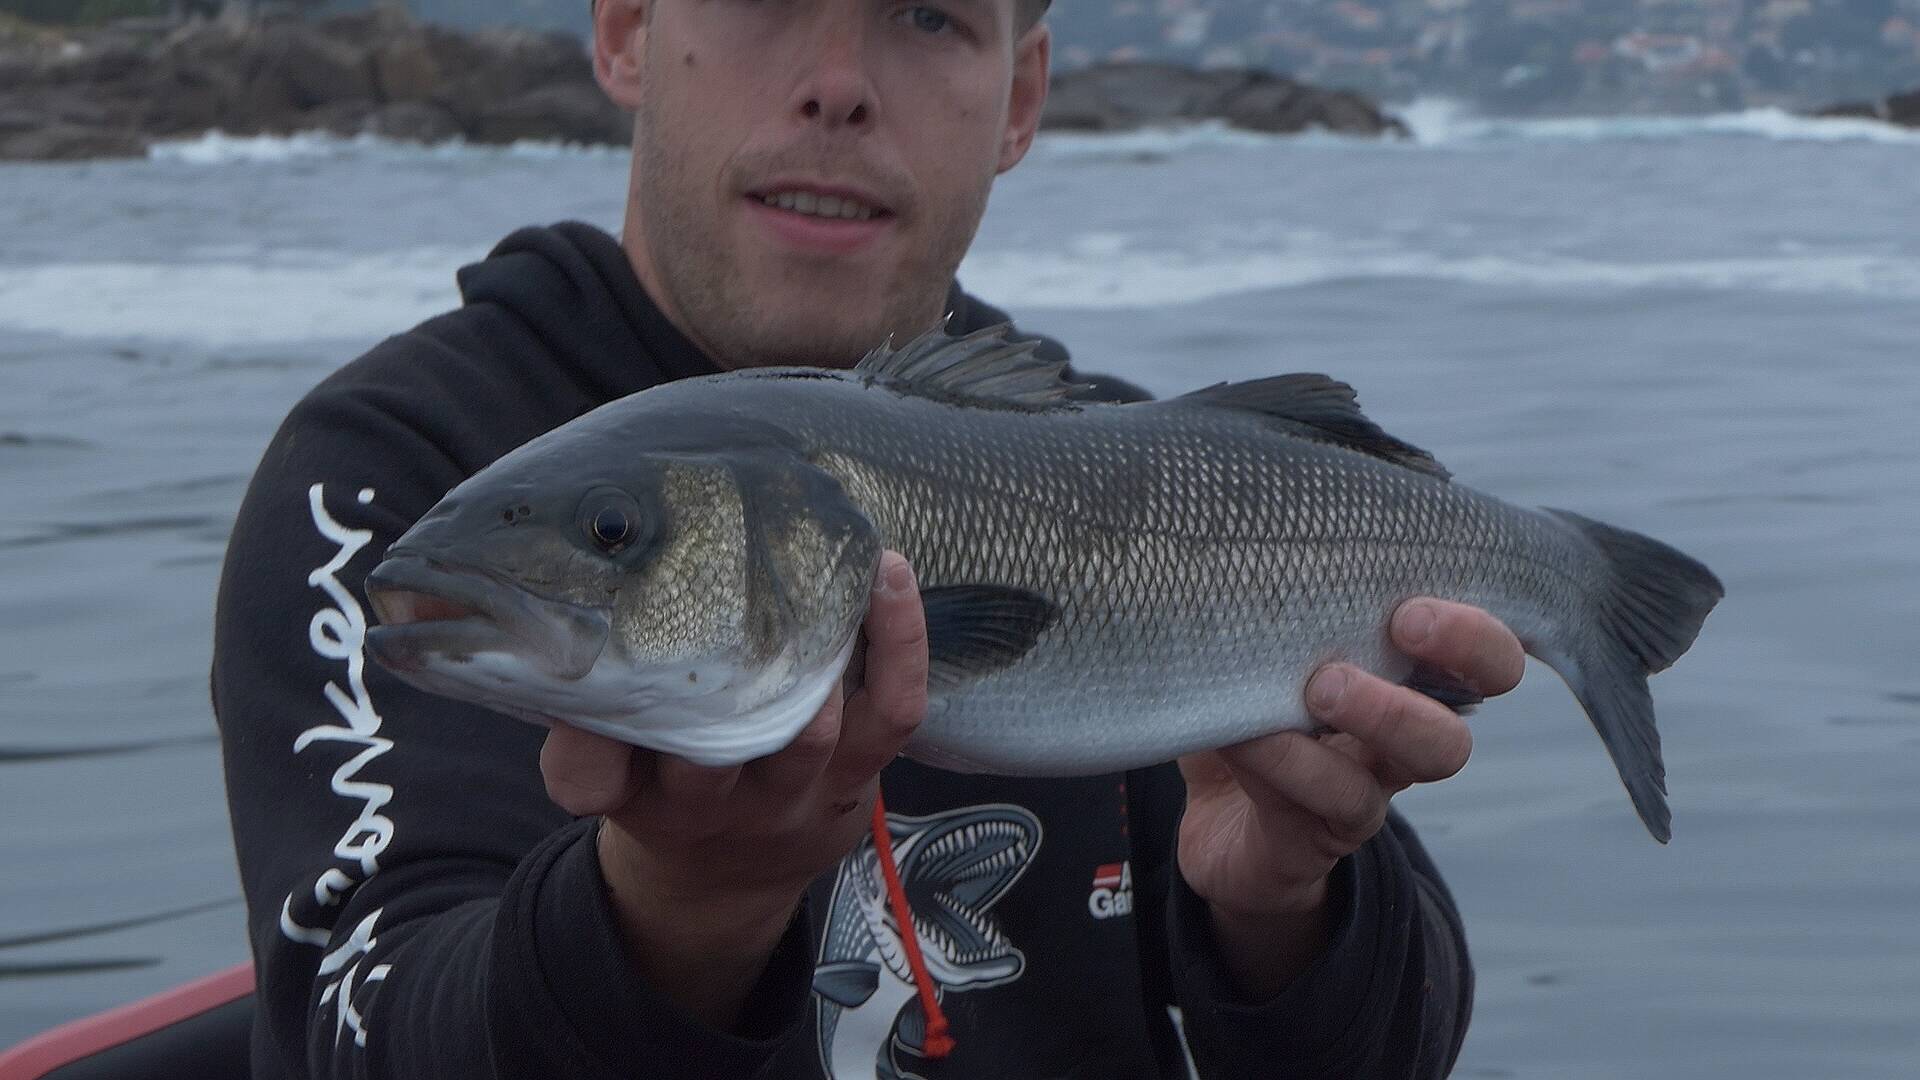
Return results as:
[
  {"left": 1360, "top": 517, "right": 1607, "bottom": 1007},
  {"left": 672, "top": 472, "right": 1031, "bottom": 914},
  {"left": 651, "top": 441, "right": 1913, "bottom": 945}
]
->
[{"left": 365, "top": 327, "right": 1722, "bottom": 841}]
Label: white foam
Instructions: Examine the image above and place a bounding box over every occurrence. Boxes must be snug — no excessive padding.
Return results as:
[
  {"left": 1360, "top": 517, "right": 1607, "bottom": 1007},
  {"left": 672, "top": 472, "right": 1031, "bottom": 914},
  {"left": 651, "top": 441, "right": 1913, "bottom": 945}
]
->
[
  {"left": 1032, "top": 120, "right": 1292, "bottom": 161},
  {"left": 960, "top": 243, "right": 1920, "bottom": 309},
  {"left": 0, "top": 248, "right": 474, "bottom": 346},
  {"left": 5, "top": 239, "right": 1917, "bottom": 345},
  {"left": 1400, "top": 97, "right": 1920, "bottom": 147},
  {"left": 148, "top": 129, "right": 625, "bottom": 166}
]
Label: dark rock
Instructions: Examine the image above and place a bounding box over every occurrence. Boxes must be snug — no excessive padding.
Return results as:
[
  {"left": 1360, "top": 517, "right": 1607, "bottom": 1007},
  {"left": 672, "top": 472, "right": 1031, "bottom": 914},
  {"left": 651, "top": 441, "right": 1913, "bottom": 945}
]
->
[
  {"left": 138, "top": 62, "right": 246, "bottom": 135},
  {"left": 1043, "top": 62, "right": 1403, "bottom": 138},
  {"left": 364, "top": 100, "right": 463, "bottom": 143},
  {"left": 42, "top": 43, "right": 152, "bottom": 87},
  {"left": 311, "top": 8, "right": 415, "bottom": 51},
  {"left": 0, "top": 54, "right": 38, "bottom": 92},
  {"left": 1813, "top": 101, "right": 1882, "bottom": 120},
  {"left": 2, "top": 87, "right": 114, "bottom": 128},
  {"left": 1888, "top": 89, "right": 1920, "bottom": 128},
  {"left": 246, "top": 23, "right": 374, "bottom": 113},
  {"left": 1810, "top": 87, "right": 1920, "bottom": 129},
  {"left": 301, "top": 97, "right": 379, "bottom": 137},
  {"left": 373, "top": 34, "right": 441, "bottom": 103},
  {"left": 0, "top": 107, "right": 42, "bottom": 134},
  {"left": 0, "top": 14, "right": 615, "bottom": 158},
  {"left": 1042, "top": 62, "right": 1238, "bottom": 131},
  {"left": 1219, "top": 74, "right": 1408, "bottom": 137},
  {"left": 0, "top": 123, "right": 146, "bottom": 161},
  {"left": 428, "top": 26, "right": 594, "bottom": 130},
  {"left": 474, "top": 82, "right": 628, "bottom": 145}
]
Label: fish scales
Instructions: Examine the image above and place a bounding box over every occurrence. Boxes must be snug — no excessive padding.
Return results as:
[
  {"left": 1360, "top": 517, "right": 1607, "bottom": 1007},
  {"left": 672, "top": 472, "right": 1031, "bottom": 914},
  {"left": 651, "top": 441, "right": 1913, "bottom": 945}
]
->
[{"left": 768, "top": 377, "right": 1586, "bottom": 777}]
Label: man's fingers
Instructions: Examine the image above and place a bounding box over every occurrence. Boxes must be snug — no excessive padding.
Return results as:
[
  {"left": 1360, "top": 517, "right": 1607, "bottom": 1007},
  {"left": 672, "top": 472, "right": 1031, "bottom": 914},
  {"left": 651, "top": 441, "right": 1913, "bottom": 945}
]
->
[
  {"left": 752, "top": 684, "right": 846, "bottom": 795},
  {"left": 1176, "top": 748, "right": 1237, "bottom": 794},
  {"left": 1219, "top": 732, "right": 1388, "bottom": 844},
  {"left": 1391, "top": 599, "right": 1525, "bottom": 697},
  {"left": 541, "top": 722, "right": 639, "bottom": 816},
  {"left": 654, "top": 753, "right": 742, "bottom": 807},
  {"left": 830, "top": 552, "right": 928, "bottom": 788},
  {"left": 1307, "top": 665, "right": 1473, "bottom": 783}
]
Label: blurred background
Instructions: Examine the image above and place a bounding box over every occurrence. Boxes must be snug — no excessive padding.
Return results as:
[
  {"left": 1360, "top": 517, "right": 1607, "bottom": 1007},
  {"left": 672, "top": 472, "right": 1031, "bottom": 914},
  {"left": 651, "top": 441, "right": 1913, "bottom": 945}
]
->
[{"left": 2, "top": 2, "right": 1917, "bottom": 1078}]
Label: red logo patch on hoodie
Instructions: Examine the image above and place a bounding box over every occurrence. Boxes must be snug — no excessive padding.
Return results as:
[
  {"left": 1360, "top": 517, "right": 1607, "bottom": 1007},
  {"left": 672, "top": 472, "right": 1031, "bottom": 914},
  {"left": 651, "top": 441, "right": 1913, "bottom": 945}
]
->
[{"left": 1088, "top": 860, "right": 1133, "bottom": 919}]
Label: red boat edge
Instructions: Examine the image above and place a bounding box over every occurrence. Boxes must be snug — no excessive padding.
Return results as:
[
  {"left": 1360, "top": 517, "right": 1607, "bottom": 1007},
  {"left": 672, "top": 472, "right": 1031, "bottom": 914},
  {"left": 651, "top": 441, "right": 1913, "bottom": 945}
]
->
[{"left": 0, "top": 962, "right": 254, "bottom": 1080}]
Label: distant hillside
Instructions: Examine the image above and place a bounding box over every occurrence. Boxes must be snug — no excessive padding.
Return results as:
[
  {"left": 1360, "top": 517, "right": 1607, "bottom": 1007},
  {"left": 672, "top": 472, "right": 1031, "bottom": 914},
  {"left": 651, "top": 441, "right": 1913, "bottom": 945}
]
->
[
  {"left": 325, "top": 0, "right": 587, "bottom": 35},
  {"left": 325, "top": 0, "right": 1919, "bottom": 112},
  {"left": 18, "top": 0, "right": 1913, "bottom": 113}
]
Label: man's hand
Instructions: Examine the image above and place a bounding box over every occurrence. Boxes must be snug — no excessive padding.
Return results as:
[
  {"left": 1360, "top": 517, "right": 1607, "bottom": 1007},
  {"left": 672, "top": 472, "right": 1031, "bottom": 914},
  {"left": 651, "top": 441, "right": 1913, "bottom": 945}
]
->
[
  {"left": 538, "top": 551, "right": 928, "bottom": 1030},
  {"left": 1176, "top": 599, "right": 1525, "bottom": 1001}
]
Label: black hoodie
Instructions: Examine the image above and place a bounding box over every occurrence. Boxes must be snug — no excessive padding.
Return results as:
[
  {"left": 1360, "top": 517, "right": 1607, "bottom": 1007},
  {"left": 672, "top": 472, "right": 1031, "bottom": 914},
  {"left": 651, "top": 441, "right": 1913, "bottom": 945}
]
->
[{"left": 213, "top": 222, "right": 1471, "bottom": 1080}]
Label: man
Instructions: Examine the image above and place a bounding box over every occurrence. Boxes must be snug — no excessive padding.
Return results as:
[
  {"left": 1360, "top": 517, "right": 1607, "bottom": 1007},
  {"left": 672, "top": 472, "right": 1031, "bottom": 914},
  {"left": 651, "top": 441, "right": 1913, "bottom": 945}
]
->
[{"left": 213, "top": 1, "right": 1524, "bottom": 1077}]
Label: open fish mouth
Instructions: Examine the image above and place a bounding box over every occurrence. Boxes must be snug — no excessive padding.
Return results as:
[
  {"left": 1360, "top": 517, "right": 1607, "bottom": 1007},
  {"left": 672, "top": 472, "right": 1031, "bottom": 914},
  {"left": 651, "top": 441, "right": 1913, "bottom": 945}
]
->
[
  {"left": 842, "top": 807, "right": 1040, "bottom": 988},
  {"left": 899, "top": 815, "right": 1035, "bottom": 979},
  {"left": 364, "top": 553, "right": 611, "bottom": 682}
]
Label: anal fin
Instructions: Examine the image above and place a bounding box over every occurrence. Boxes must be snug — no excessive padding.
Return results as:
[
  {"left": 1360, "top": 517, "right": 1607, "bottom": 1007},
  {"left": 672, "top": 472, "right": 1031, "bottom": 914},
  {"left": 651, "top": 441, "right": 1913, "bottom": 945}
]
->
[{"left": 1402, "top": 662, "right": 1486, "bottom": 715}]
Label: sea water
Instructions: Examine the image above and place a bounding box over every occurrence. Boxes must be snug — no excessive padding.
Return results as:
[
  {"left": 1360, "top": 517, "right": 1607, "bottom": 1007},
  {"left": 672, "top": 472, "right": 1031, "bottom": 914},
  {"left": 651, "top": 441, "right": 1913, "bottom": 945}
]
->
[{"left": 2, "top": 106, "right": 1918, "bottom": 1077}]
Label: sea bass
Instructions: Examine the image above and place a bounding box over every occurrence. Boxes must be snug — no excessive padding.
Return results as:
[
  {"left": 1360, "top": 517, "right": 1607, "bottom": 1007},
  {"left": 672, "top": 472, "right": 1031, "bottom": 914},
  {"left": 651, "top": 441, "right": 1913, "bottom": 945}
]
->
[{"left": 363, "top": 326, "right": 1722, "bottom": 841}]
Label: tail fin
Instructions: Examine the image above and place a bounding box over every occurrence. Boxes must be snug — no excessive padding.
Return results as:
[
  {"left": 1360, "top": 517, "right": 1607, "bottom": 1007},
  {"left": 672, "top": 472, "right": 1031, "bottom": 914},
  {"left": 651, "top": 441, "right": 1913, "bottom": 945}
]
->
[{"left": 1543, "top": 510, "right": 1724, "bottom": 843}]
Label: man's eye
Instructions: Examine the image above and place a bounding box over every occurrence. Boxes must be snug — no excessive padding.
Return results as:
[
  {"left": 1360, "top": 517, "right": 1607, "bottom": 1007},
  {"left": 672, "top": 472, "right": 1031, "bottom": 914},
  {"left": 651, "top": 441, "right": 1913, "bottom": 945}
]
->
[{"left": 899, "top": 6, "right": 952, "bottom": 34}]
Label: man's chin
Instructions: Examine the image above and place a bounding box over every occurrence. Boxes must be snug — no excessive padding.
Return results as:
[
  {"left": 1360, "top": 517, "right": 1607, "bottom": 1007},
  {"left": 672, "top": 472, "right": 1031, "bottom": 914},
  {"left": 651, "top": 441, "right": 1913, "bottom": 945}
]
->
[{"left": 731, "top": 299, "right": 930, "bottom": 370}]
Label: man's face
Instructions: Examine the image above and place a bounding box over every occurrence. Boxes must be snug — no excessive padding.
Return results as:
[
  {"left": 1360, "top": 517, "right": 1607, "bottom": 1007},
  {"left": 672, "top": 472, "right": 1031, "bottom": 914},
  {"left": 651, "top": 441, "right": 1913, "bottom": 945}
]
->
[{"left": 596, "top": 0, "right": 1048, "bottom": 369}]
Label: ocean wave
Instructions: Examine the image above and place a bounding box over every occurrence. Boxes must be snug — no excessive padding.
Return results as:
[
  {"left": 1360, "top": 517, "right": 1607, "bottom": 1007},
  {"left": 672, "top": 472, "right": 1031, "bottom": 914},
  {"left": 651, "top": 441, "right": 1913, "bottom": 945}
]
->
[
  {"left": 3, "top": 242, "right": 1916, "bottom": 345},
  {"left": 148, "top": 129, "right": 626, "bottom": 166},
  {"left": 136, "top": 104, "right": 1920, "bottom": 168},
  {"left": 0, "top": 248, "right": 475, "bottom": 346},
  {"left": 959, "top": 245, "right": 1920, "bottom": 309},
  {"left": 1399, "top": 98, "right": 1920, "bottom": 147},
  {"left": 1031, "top": 120, "right": 1299, "bottom": 161}
]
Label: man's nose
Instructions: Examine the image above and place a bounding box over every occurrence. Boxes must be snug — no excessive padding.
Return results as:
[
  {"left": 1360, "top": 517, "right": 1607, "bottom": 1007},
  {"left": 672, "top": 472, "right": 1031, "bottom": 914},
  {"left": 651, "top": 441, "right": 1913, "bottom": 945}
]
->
[{"left": 791, "top": 28, "right": 879, "bottom": 130}]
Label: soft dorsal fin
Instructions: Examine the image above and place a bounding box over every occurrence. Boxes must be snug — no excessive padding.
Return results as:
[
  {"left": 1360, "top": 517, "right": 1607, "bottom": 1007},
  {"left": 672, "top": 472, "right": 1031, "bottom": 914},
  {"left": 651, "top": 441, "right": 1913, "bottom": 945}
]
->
[
  {"left": 855, "top": 322, "right": 1084, "bottom": 409},
  {"left": 1178, "top": 374, "right": 1451, "bottom": 479}
]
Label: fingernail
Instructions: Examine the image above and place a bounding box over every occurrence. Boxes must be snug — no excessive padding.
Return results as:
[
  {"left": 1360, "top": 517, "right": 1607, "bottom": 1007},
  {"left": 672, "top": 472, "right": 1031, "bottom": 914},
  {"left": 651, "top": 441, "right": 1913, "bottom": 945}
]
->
[
  {"left": 1399, "top": 602, "right": 1437, "bottom": 648},
  {"left": 880, "top": 558, "right": 914, "bottom": 596},
  {"left": 1308, "top": 668, "right": 1347, "bottom": 714}
]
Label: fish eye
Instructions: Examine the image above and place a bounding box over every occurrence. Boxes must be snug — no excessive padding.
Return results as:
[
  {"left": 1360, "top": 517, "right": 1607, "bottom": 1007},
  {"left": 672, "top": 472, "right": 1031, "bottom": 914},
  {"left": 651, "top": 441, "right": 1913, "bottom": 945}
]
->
[
  {"left": 592, "top": 507, "right": 630, "bottom": 548},
  {"left": 578, "top": 488, "right": 645, "bottom": 556}
]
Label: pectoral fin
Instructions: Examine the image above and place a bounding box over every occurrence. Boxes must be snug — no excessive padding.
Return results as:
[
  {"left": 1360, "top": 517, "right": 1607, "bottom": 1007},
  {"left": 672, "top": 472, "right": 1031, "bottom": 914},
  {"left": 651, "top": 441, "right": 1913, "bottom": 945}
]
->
[{"left": 919, "top": 585, "right": 1060, "bottom": 691}]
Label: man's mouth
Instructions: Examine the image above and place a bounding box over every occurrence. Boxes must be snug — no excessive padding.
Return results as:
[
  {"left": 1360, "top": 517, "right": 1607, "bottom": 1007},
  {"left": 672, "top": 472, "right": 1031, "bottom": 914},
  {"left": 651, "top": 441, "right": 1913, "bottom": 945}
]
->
[
  {"left": 744, "top": 184, "right": 895, "bottom": 255},
  {"left": 755, "top": 190, "right": 887, "bottom": 222}
]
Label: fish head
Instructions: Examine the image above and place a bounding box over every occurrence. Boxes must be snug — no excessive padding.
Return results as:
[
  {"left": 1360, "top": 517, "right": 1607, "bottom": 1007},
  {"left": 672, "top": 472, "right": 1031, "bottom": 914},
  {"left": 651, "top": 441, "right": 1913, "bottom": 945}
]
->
[{"left": 364, "top": 415, "right": 883, "bottom": 766}]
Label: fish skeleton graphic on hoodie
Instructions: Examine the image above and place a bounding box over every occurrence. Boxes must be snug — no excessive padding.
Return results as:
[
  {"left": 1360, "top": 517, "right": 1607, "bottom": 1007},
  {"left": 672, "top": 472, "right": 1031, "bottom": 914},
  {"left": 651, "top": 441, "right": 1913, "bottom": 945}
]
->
[{"left": 814, "top": 805, "right": 1043, "bottom": 1080}]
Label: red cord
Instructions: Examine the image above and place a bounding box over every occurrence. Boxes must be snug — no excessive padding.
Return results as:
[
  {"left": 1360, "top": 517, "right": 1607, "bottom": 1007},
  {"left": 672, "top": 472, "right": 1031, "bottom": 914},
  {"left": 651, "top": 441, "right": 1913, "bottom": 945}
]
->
[{"left": 871, "top": 790, "right": 956, "bottom": 1059}]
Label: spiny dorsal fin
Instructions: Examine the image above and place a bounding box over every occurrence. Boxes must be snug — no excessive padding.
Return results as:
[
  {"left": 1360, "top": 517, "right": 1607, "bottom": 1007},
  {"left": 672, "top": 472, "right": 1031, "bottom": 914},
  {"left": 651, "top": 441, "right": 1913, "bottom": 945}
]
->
[
  {"left": 856, "top": 321, "right": 1085, "bottom": 409},
  {"left": 1178, "top": 374, "right": 1451, "bottom": 479}
]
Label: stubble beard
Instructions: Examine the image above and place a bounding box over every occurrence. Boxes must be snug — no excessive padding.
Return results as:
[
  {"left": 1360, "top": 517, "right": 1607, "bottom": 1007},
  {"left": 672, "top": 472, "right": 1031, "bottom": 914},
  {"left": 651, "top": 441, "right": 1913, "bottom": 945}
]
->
[{"left": 631, "top": 95, "right": 995, "bottom": 370}]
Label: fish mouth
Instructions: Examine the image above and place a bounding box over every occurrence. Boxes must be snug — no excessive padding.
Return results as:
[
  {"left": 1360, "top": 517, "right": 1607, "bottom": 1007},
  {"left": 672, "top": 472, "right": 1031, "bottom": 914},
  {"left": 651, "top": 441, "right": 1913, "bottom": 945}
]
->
[
  {"left": 363, "top": 553, "right": 611, "bottom": 682},
  {"left": 893, "top": 812, "right": 1037, "bottom": 980},
  {"left": 837, "top": 806, "right": 1040, "bottom": 988}
]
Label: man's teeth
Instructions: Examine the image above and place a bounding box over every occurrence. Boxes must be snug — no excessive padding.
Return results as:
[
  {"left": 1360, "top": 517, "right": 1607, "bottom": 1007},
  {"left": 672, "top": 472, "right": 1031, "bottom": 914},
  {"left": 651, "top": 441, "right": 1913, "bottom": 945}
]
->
[{"left": 760, "top": 192, "right": 880, "bottom": 221}]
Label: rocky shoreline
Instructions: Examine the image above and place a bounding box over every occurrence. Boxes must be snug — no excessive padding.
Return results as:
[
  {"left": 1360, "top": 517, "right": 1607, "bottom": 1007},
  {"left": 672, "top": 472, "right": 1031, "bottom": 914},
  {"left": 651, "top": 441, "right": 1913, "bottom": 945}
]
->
[
  {"left": 0, "top": 9, "right": 624, "bottom": 161},
  {"left": 1042, "top": 62, "right": 1406, "bottom": 139},
  {"left": 0, "top": 11, "right": 1406, "bottom": 163},
  {"left": 1813, "top": 88, "right": 1920, "bottom": 129}
]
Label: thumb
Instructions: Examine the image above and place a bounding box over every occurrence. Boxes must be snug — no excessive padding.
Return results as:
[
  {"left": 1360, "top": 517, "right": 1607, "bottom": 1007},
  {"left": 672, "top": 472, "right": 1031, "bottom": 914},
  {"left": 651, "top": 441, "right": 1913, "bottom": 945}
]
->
[{"left": 541, "top": 721, "right": 639, "bottom": 816}]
